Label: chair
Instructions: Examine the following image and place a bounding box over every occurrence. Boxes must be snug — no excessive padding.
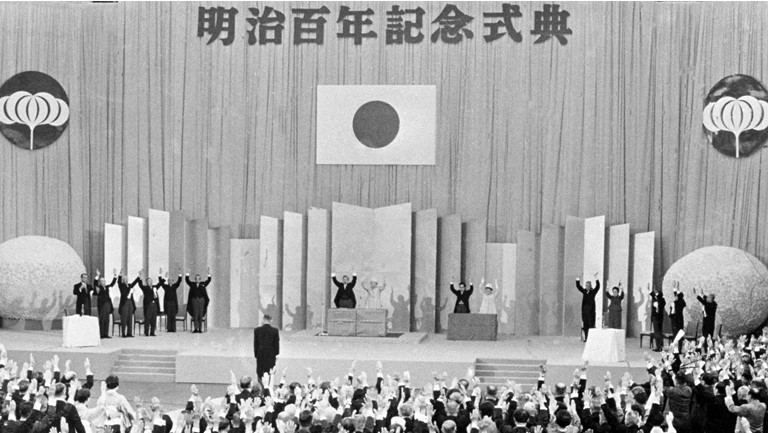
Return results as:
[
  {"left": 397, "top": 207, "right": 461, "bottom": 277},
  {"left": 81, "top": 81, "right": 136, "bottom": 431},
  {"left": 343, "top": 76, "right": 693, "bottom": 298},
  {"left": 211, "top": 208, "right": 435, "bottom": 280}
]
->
[
  {"left": 175, "top": 304, "right": 187, "bottom": 331},
  {"left": 133, "top": 307, "right": 146, "bottom": 335},
  {"left": 112, "top": 310, "right": 122, "bottom": 336},
  {"left": 157, "top": 311, "right": 167, "bottom": 332}
]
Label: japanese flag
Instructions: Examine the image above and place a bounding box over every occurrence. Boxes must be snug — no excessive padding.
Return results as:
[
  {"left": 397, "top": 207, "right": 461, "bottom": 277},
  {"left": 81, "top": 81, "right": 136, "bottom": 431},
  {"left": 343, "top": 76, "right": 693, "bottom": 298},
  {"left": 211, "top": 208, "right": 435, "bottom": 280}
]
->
[{"left": 316, "top": 85, "right": 436, "bottom": 165}]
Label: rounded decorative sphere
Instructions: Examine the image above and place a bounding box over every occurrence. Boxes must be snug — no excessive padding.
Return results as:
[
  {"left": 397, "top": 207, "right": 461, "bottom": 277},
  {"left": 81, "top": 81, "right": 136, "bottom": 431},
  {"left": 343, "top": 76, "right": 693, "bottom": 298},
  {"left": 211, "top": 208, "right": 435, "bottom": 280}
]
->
[
  {"left": 662, "top": 246, "right": 768, "bottom": 335},
  {"left": 0, "top": 236, "right": 84, "bottom": 320}
]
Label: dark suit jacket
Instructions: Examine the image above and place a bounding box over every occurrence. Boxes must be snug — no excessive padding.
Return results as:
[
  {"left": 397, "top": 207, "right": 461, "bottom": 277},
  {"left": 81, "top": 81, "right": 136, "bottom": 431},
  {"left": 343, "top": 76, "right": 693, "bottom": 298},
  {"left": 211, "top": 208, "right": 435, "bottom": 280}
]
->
[
  {"left": 157, "top": 275, "right": 182, "bottom": 309},
  {"left": 253, "top": 324, "right": 280, "bottom": 368},
  {"left": 73, "top": 282, "right": 94, "bottom": 312},
  {"left": 118, "top": 276, "right": 140, "bottom": 311},
  {"left": 52, "top": 400, "right": 86, "bottom": 433},
  {"left": 186, "top": 275, "right": 211, "bottom": 314},
  {"left": 94, "top": 277, "right": 116, "bottom": 312}
]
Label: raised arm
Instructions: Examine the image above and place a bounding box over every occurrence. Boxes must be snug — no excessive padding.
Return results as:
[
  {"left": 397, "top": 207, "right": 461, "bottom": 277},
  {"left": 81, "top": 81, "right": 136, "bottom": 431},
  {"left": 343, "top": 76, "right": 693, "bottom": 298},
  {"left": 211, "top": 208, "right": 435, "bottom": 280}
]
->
[
  {"left": 127, "top": 277, "right": 141, "bottom": 288},
  {"left": 575, "top": 279, "right": 585, "bottom": 294},
  {"left": 105, "top": 277, "right": 117, "bottom": 288},
  {"left": 171, "top": 275, "right": 183, "bottom": 290}
]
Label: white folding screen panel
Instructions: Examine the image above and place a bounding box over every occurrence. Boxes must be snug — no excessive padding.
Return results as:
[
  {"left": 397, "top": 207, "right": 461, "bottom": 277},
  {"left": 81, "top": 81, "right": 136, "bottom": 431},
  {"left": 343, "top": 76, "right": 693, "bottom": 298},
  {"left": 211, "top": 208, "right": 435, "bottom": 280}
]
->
[
  {"left": 413, "top": 209, "right": 437, "bottom": 333},
  {"left": 230, "top": 239, "right": 260, "bottom": 328},
  {"left": 606, "top": 224, "right": 630, "bottom": 331},
  {"left": 258, "top": 216, "right": 282, "bottom": 327},
  {"left": 127, "top": 216, "right": 147, "bottom": 304},
  {"left": 148, "top": 209, "right": 170, "bottom": 312},
  {"left": 630, "top": 231, "right": 655, "bottom": 338},
  {"left": 282, "top": 212, "right": 306, "bottom": 331},
  {"left": 104, "top": 223, "right": 125, "bottom": 306},
  {"left": 583, "top": 216, "right": 605, "bottom": 327},
  {"left": 306, "top": 208, "right": 330, "bottom": 331}
]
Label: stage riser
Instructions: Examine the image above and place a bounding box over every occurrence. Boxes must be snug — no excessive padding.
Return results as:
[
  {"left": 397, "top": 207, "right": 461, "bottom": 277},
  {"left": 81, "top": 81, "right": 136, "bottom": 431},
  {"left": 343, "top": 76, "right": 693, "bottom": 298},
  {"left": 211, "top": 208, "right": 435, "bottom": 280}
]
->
[{"left": 176, "top": 355, "right": 472, "bottom": 385}]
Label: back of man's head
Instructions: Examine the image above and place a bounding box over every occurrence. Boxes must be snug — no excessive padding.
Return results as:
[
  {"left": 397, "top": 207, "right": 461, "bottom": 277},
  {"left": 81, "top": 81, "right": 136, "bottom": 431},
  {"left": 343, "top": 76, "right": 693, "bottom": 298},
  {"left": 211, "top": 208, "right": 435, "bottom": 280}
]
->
[
  {"left": 263, "top": 315, "right": 272, "bottom": 323},
  {"left": 555, "top": 410, "right": 572, "bottom": 428},
  {"left": 512, "top": 409, "right": 529, "bottom": 425},
  {"left": 674, "top": 371, "right": 688, "bottom": 386},
  {"left": 479, "top": 401, "right": 495, "bottom": 418},
  {"left": 240, "top": 376, "right": 252, "bottom": 390},
  {"left": 485, "top": 385, "right": 498, "bottom": 398},
  {"left": 441, "top": 420, "right": 456, "bottom": 433},
  {"left": 54, "top": 383, "right": 66, "bottom": 398},
  {"left": 106, "top": 374, "right": 120, "bottom": 390},
  {"left": 340, "top": 417, "right": 356, "bottom": 433},
  {"left": 298, "top": 410, "right": 313, "bottom": 428},
  {"left": 17, "top": 401, "right": 33, "bottom": 419},
  {"left": 399, "top": 403, "right": 414, "bottom": 418},
  {"left": 445, "top": 400, "right": 459, "bottom": 416},
  {"left": 74, "top": 389, "right": 91, "bottom": 403}
]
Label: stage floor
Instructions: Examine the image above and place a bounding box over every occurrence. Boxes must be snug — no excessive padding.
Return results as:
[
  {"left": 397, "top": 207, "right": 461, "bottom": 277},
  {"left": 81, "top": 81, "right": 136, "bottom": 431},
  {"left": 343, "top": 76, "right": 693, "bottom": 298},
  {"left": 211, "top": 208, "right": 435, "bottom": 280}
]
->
[{"left": 2, "top": 328, "right": 651, "bottom": 377}]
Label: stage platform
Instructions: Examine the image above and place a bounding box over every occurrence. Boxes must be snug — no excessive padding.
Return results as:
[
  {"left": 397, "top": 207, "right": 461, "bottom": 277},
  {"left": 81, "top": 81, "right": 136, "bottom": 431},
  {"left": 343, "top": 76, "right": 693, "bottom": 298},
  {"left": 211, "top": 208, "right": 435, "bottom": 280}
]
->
[{"left": 1, "top": 328, "right": 650, "bottom": 394}]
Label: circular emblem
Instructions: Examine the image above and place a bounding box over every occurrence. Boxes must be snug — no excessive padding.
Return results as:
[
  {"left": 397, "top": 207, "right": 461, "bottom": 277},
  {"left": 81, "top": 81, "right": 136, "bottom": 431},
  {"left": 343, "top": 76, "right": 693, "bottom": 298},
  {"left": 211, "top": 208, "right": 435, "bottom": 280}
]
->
[
  {"left": 703, "top": 75, "right": 768, "bottom": 158},
  {"left": 0, "top": 71, "right": 70, "bottom": 150},
  {"left": 352, "top": 100, "right": 400, "bottom": 148}
]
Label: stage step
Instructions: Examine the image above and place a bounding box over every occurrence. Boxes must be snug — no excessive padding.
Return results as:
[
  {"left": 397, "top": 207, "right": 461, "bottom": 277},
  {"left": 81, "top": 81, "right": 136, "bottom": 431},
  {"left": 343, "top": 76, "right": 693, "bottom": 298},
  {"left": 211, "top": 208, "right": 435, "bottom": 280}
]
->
[
  {"left": 474, "top": 358, "right": 545, "bottom": 390},
  {"left": 112, "top": 349, "right": 177, "bottom": 383}
]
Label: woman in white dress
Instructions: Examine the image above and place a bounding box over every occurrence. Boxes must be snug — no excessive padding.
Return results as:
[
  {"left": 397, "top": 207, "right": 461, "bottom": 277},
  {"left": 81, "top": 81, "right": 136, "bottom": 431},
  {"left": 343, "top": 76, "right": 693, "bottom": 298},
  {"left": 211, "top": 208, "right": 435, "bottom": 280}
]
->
[{"left": 479, "top": 279, "right": 500, "bottom": 314}]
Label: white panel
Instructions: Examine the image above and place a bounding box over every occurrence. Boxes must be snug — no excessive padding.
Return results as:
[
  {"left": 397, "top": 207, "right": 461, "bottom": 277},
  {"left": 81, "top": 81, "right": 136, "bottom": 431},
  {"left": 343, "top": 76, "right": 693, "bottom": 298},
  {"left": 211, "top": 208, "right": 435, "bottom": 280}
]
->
[
  {"left": 104, "top": 223, "right": 125, "bottom": 307},
  {"left": 500, "top": 243, "right": 516, "bottom": 335},
  {"left": 127, "top": 216, "right": 146, "bottom": 305},
  {"left": 607, "top": 224, "right": 630, "bottom": 330},
  {"left": 230, "top": 239, "right": 260, "bottom": 328},
  {"left": 258, "top": 216, "right": 282, "bottom": 327},
  {"left": 282, "top": 212, "right": 305, "bottom": 331},
  {"left": 413, "top": 209, "right": 437, "bottom": 333},
  {"left": 306, "top": 208, "right": 330, "bottom": 331},
  {"left": 373, "top": 203, "right": 412, "bottom": 332},
  {"left": 147, "top": 209, "right": 170, "bottom": 280},
  {"left": 583, "top": 216, "right": 606, "bottom": 327},
  {"left": 630, "top": 232, "right": 655, "bottom": 337},
  {"left": 148, "top": 209, "right": 170, "bottom": 312}
]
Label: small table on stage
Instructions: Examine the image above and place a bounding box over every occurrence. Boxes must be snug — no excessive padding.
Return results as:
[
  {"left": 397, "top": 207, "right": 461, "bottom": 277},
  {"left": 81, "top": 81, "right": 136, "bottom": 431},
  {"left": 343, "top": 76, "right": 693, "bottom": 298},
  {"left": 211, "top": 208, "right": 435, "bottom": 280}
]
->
[
  {"left": 447, "top": 313, "right": 497, "bottom": 341},
  {"left": 62, "top": 316, "right": 101, "bottom": 348},
  {"left": 582, "top": 328, "right": 625, "bottom": 363}
]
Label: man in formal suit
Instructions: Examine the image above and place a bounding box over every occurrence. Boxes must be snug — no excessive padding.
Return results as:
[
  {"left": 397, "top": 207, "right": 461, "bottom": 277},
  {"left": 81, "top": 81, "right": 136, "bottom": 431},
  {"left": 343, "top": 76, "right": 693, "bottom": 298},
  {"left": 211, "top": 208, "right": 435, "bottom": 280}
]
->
[
  {"left": 331, "top": 272, "right": 357, "bottom": 309},
  {"left": 253, "top": 315, "right": 280, "bottom": 380},
  {"left": 186, "top": 271, "right": 212, "bottom": 333},
  {"left": 138, "top": 274, "right": 159, "bottom": 336},
  {"left": 650, "top": 287, "right": 666, "bottom": 352},
  {"left": 157, "top": 269, "right": 182, "bottom": 332},
  {"left": 51, "top": 383, "right": 86, "bottom": 433},
  {"left": 576, "top": 277, "right": 600, "bottom": 341},
  {"left": 117, "top": 271, "right": 140, "bottom": 338},
  {"left": 94, "top": 269, "right": 117, "bottom": 339},
  {"left": 669, "top": 283, "right": 687, "bottom": 339},
  {"left": 73, "top": 273, "right": 94, "bottom": 316},
  {"left": 450, "top": 280, "right": 473, "bottom": 313},
  {"left": 694, "top": 287, "right": 718, "bottom": 340}
]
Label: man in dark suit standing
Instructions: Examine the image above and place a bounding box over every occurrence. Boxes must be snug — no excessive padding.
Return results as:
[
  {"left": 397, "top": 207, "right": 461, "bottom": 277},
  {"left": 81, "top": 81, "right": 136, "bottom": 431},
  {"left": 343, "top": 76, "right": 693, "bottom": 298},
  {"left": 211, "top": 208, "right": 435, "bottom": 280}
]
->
[
  {"left": 157, "top": 269, "right": 182, "bottom": 332},
  {"left": 331, "top": 272, "right": 357, "bottom": 308},
  {"left": 73, "top": 273, "right": 94, "bottom": 316},
  {"left": 94, "top": 269, "right": 117, "bottom": 338},
  {"left": 186, "top": 270, "right": 212, "bottom": 333},
  {"left": 650, "top": 286, "right": 666, "bottom": 352},
  {"left": 117, "top": 270, "right": 140, "bottom": 338},
  {"left": 253, "top": 314, "right": 280, "bottom": 381},
  {"left": 576, "top": 277, "right": 600, "bottom": 341}
]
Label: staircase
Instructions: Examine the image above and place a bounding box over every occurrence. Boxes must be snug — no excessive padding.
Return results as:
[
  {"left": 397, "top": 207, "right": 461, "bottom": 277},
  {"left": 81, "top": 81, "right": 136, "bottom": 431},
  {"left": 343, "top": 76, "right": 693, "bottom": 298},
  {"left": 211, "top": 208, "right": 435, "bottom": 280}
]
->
[
  {"left": 474, "top": 358, "right": 546, "bottom": 389},
  {"left": 112, "top": 349, "right": 177, "bottom": 382}
]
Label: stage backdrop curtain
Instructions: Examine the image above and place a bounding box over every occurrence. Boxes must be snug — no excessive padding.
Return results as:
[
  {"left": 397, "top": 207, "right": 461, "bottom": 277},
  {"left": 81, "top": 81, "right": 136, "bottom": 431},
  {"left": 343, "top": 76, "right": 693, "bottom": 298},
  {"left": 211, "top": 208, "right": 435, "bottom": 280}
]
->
[{"left": 1, "top": 2, "right": 768, "bottom": 287}]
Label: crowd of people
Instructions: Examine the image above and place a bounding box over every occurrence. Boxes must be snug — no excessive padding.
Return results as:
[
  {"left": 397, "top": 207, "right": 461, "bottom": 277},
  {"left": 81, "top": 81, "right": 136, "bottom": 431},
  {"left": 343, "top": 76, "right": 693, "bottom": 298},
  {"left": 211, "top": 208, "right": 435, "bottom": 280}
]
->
[{"left": 3, "top": 326, "right": 768, "bottom": 433}]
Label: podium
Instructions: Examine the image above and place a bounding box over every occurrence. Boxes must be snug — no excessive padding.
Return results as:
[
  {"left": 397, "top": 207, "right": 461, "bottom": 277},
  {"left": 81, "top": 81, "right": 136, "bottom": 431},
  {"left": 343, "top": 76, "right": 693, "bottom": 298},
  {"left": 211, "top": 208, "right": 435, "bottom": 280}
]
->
[
  {"left": 62, "top": 316, "right": 101, "bottom": 348},
  {"left": 327, "top": 309, "right": 388, "bottom": 337},
  {"left": 447, "top": 313, "right": 497, "bottom": 341},
  {"left": 582, "top": 328, "right": 625, "bottom": 362},
  {"left": 327, "top": 309, "right": 356, "bottom": 336}
]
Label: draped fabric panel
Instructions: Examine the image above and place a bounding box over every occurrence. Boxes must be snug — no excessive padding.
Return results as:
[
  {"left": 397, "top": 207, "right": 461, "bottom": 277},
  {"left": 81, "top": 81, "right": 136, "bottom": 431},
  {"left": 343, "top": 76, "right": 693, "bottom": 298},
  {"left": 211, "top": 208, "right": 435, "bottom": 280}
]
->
[{"left": 1, "top": 2, "right": 768, "bottom": 286}]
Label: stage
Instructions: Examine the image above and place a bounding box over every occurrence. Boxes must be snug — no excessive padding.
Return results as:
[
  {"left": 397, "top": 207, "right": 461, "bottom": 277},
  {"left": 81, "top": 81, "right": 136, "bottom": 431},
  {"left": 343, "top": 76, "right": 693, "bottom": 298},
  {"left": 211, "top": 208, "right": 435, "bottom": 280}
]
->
[{"left": 2, "top": 328, "right": 650, "bottom": 398}]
